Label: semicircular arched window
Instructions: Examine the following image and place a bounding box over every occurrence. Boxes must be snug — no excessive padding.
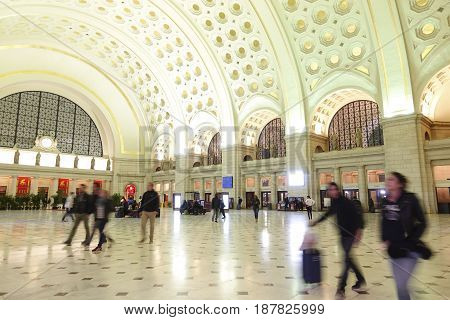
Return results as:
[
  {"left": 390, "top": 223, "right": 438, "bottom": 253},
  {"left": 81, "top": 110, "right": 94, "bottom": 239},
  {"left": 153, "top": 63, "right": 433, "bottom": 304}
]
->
[
  {"left": 0, "top": 91, "right": 103, "bottom": 157},
  {"left": 328, "top": 100, "right": 383, "bottom": 151},
  {"left": 256, "top": 118, "right": 286, "bottom": 160},
  {"left": 207, "top": 132, "right": 222, "bottom": 165}
]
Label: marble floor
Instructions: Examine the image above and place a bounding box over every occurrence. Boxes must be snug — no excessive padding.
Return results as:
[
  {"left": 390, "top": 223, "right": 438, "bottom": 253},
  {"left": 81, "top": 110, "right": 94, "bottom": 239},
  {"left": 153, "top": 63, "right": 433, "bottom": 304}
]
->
[{"left": 0, "top": 209, "right": 449, "bottom": 300}]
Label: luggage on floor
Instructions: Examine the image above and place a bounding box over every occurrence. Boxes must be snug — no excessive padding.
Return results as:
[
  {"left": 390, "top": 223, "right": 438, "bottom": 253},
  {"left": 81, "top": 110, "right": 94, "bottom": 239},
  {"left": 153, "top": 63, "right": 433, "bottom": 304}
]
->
[
  {"left": 302, "top": 249, "right": 321, "bottom": 284},
  {"left": 129, "top": 210, "right": 140, "bottom": 218},
  {"left": 115, "top": 207, "right": 124, "bottom": 218}
]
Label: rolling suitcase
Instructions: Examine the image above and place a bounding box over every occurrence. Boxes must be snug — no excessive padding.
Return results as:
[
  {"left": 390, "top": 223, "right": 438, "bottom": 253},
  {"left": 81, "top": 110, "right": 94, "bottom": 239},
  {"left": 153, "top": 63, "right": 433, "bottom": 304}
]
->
[{"left": 302, "top": 249, "right": 321, "bottom": 284}]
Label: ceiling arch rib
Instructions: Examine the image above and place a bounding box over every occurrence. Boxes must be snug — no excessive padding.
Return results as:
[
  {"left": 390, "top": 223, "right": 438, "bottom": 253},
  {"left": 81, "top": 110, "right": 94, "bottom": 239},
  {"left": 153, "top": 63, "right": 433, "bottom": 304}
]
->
[
  {"left": 0, "top": 12, "right": 180, "bottom": 133},
  {"left": 0, "top": 0, "right": 228, "bottom": 131},
  {"left": 174, "top": 0, "right": 281, "bottom": 111},
  {"left": 273, "top": 0, "right": 377, "bottom": 97}
]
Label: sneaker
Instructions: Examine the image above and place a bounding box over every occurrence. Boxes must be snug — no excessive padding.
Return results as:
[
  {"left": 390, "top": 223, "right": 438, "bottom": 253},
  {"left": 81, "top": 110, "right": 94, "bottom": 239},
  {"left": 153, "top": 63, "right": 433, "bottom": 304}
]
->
[
  {"left": 63, "top": 240, "right": 71, "bottom": 246},
  {"left": 92, "top": 246, "right": 102, "bottom": 254},
  {"left": 138, "top": 239, "right": 145, "bottom": 244},
  {"left": 335, "top": 289, "right": 345, "bottom": 300},
  {"left": 352, "top": 281, "right": 368, "bottom": 293},
  {"left": 215, "top": 220, "right": 218, "bottom": 223},
  {"left": 81, "top": 241, "right": 88, "bottom": 246}
]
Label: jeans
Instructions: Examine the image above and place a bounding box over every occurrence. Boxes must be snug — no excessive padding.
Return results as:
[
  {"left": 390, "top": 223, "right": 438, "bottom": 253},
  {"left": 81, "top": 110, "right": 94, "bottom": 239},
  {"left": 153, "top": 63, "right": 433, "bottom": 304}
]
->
[
  {"left": 221, "top": 208, "right": 226, "bottom": 219},
  {"left": 141, "top": 211, "right": 157, "bottom": 242},
  {"left": 390, "top": 252, "right": 420, "bottom": 300},
  {"left": 253, "top": 207, "right": 259, "bottom": 220},
  {"left": 338, "top": 236, "right": 365, "bottom": 290},
  {"left": 66, "top": 214, "right": 90, "bottom": 244},
  {"left": 62, "top": 208, "right": 74, "bottom": 222},
  {"left": 212, "top": 208, "right": 219, "bottom": 221},
  {"left": 89, "top": 219, "right": 107, "bottom": 247},
  {"left": 306, "top": 206, "right": 313, "bottom": 220}
]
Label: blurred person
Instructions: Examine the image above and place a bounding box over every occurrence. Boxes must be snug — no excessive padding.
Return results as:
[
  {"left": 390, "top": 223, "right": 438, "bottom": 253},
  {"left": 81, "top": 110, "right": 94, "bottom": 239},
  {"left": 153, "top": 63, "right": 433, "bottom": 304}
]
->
[
  {"left": 138, "top": 183, "right": 160, "bottom": 244},
  {"left": 284, "top": 197, "right": 289, "bottom": 211},
  {"left": 220, "top": 198, "right": 226, "bottom": 220},
  {"left": 311, "top": 182, "right": 366, "bottom": 299},
  {"left": 211, "top": 193, "right": 220, "bottom": 223},
  {"left": 253, "top": 195, "right": 260, "bottom": 222},
  {"left": 305, "top": 196, "right": 315, "bottom": 220},
  {"left": 89, "top": 189, "right": 114, "bottom": 253},
  {"left": 180, "top": 200, "right": 188, "bottom": 215},
  {"left": 381, "top": 172, "right": 430, "bottom": 300},
  {"left": 63, "top": 184, "right": 92, "bottom": 246},
  {"left": 62, "top": 192, "right": 75, "bottom": 222},
  {"left": 237, "top": 196, "right": 242, "bottom": 210},
  {"left": 368, "top": 197, "right": 375, "bottom": 213}
]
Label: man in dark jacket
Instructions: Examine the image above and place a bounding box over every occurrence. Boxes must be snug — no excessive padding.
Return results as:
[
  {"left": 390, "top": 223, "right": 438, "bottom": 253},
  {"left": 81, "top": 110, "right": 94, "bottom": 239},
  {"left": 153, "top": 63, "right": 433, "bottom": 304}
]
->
[
  {"left": 90, "top": 189, "right": 114, "bottom": 253},
  {"left": 138, "top": 182, "right": 160, "bottom": 244},
  {"left": 64, "top": 184, "right": 93, "bottom": 246},
  {"left": 211, "top": 194, "right": 220, "bottom": 223},
  {"left": 311, "top": 182, "right": 366, "bottom": 299}
]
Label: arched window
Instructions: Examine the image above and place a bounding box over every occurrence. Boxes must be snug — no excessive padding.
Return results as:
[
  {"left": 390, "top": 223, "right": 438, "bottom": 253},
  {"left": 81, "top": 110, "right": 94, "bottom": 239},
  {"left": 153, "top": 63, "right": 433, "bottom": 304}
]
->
[
  {"left": 207, "top": 132, "right": 222, "bottom": 165},
  {"left": 328, "top": 100, "right": 383, "bottom": 151},
  {"left": 0, "top": 91, "right": 103, "bottom": 156},
  {"left": 256, "top": 118, "right": 286, "bottom": 160},
  {"left": 243, "top": 155, "right": 253, "bottom": 162},
  {"left": 315, "top": 146, "right": 324, "bottom": 153}
]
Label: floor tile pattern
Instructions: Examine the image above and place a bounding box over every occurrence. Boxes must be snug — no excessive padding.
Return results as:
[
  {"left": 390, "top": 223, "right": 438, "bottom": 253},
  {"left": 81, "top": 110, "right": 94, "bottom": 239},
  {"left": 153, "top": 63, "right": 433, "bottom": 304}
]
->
[{"left": 0, "top": 209, "right": 449, "bottom": 300}]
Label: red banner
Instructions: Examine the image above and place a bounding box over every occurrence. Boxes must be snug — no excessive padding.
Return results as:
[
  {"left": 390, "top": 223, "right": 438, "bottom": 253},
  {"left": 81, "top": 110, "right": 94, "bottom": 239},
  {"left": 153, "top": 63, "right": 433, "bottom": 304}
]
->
[
  {"left": 94, "top": 180, "right": 103, "bottom": 190},
  {"left": 16, "top": 177, "right": 31, "bottom": 195},
  {"left": 58, "top": 178, "right": 69, "bottom": 196}
]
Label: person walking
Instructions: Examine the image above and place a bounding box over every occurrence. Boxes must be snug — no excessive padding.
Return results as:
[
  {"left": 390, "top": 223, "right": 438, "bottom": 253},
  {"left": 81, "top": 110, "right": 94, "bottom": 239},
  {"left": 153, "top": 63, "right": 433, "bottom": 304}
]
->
[
  {"left": 253, "top": 195, "right": 260, "bottom": 221},
  {"left": 89, "top": 189, "right": 114, "bottom": 253},
  {"left": 62, "top": 192, "right": 75, "bottom": 222},
  {"left": 237, "top": 197, "right": 242, "bottom": 210},
  {"left": 284, "top": 197, "right": 289, "bottom": 211},
  {"left": 220, "top": 198, "right": 226, "bottom": 219},
  {"left": 63, "top": 185, "right": 92, "bottom": 246},
  {"left": 211, "top": 193, "right": 220, "bottom": 223},
  {"left": 311, "top": 182, "right": 366, "bottom": 299},
  {"left": 381, "top": 172, "right": 430, "bottom": 300},
  {"left": 138, "top": 183, "right": 160, "bottom": 244},
  {"left": 305, "top": 196, "right": 315, "bottom": 220}
]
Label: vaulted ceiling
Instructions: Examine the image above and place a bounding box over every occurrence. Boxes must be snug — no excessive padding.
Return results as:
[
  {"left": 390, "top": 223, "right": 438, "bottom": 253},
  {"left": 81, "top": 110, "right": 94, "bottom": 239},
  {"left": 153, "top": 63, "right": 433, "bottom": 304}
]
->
[{"left": 0, "top": 0, "right": 448, "bottom": 158}]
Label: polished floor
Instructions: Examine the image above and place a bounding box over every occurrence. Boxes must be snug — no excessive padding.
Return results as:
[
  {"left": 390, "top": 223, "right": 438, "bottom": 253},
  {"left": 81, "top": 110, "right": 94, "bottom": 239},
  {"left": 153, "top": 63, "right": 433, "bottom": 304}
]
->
[{"left": 0, "top": 209, "right": 449, "bottom": 300}]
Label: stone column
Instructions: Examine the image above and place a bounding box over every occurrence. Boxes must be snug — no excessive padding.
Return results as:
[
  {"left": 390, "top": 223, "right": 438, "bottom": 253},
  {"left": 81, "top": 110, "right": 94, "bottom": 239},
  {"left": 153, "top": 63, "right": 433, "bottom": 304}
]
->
[
  {"left": 255, "top": 173, "right": 261, "bottom": 200},
  {"left": 221, "top": 145, "right": 242, "bottom": 201},
  {"left": 50, "top": 178, "right": 59, "bottom": 196},
  {"left": 333, "top": 167, "right": 341, "bottom": 187},
  {"left": 9, "top": 175, "right": 17, "bottom": 196},
  {"left": 358, "top": 166, "right": 368, "bottom": 212},
  {"left": 69, "top": 179, "right": 77, "bottom": 194},
  {"left": 211, "top": 176, "right": 217, "bottom": 196},
  {"left": 270, "top": 172, "right": 277, "bottom": 208},
  {"left": 285, "top": 133, "right": 311, "bottom": 196},
  {"left": 199, "top": 177, "right": 205, "bottom": 200},
  {"left": 30, "top": 177, "right": 39, "bottom": 195},
  {"left": 383, "top": 115, "right": 433, "bottom": 212},
  {"left": 168, "top": 179, "right": 174, "bottom": 205}
]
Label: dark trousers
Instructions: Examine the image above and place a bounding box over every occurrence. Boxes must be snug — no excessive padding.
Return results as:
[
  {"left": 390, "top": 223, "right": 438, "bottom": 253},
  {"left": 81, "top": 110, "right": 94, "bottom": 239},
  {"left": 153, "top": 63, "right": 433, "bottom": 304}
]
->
[
  {"left": 339, "top": 237, "right": 365, "bottom": 290},
  {"left": 89, "top": 219, "right": 108, "bottom": 247},
  {"left": 66, "top": 213, "right": 90, "bottom": 244},
  {"left": 221, "top": 208, "right": 226, "bottom": 218},
  {"left": 306, "top": 206, "right": 313, "bottom": 220},
  {"left": 62, "top": 208, "right": 74, "bottom": 222},
  {"left": 253, "top": 207, "right": 259, "bottom": 220}
]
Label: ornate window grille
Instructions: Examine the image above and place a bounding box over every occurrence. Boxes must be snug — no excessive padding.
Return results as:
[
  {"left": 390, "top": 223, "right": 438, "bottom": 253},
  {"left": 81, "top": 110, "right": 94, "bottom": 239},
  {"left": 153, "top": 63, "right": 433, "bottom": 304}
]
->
[
  {"left": 256, "top": 118, "right": 286, "bottom": 160},
  {"left": 207, "top": 132, "right": 222, "bottom": 165},
  {"left": 328, "top": 100, "right": 383, "bottom": 151},
  {"left": 0, "top": 91, "right": 103, "bottom": 156}
]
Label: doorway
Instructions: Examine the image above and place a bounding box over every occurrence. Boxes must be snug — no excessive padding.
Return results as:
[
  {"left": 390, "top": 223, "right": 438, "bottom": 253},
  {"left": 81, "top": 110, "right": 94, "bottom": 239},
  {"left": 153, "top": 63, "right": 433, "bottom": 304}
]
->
[
  {"left": 436, "top": 187, "right": 450, "bottom": 213},
  {"left": 343, "top": 189, "right": 359, "bottom": 200},
  {"left": 261, "top": 191, "right": 271, "bottom": 207},
  {"left": 205, "top": 193, "right": 211, "bottom": 202},
  {"left": 246, "top": 192, "right": 255, "bottom": 208},
  {"left": 277, "top": 191, "right": 288, "bottom": 204},
  {"left": 368, "top": 189, "right": 386, "bottom": 211}
]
